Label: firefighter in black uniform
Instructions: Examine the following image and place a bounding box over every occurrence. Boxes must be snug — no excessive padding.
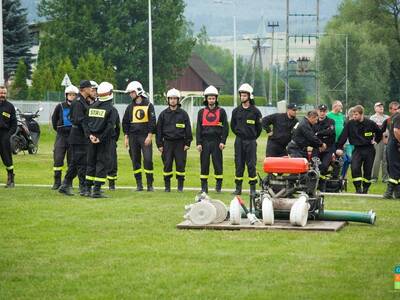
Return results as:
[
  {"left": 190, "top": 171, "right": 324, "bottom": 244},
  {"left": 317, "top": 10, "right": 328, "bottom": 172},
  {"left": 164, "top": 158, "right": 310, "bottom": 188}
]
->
[
  {"left": 336, "top": 105, "right": 382, "bottom": 194},
  {"left": 196, "top": 85, "right": 229, "bottom": 193},
  {"left": 383, "top": 106, "right": 400, "bottom": 199},
  {"left": 156, "top": 88, "right": 193, "bottom": 192},
  {"left": 231, "top": 83, "right": 262, "bottom": 195},
  {"left": 0, "top": 86, "right": 17, "bottom": 188},
  {"left": 122, "top": 81, "right": 156, "bottom": 192},
  {"left": 107, "top": 105, "right": 120, "bottom": 190},
  {"left": 262, "top": 103, "right": 298, "bottom": 157},
  {"left": 314, "top": 104, "right": 336, "bottom": 191},
  {"left": 82, "top": 82, "right": 118, "bottom": 198},
  {"left": 51, "top": 85, "right": 78, "bottom": 190},
  {"left": 59, "top": 80, "right": 93, "bottom": 196},
  {"left": 287, "top": 110, "right": 326, "bottom": 158}
]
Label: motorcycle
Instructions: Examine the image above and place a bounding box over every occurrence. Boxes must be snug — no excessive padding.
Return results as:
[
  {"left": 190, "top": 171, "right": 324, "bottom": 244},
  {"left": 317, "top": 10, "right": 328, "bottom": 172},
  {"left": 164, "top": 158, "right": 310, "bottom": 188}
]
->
[{"left": 10, "top": 107, "right": 43, "bottom": 154}]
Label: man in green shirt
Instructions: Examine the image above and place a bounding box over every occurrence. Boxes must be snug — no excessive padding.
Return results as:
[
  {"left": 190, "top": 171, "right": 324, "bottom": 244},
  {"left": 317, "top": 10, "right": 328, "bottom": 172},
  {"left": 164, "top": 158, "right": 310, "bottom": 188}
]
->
[{"left": 327, "top": 100, "right": 346, "bottom": 142}]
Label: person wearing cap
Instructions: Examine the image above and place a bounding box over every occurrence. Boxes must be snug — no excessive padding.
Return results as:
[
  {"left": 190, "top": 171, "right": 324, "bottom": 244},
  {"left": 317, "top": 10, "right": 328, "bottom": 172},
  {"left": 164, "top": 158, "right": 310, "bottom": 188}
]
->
[
  {"left": 336, "top": 105, "right": 382, "bottom": 194},
  {"left": 82, "top": 82, "right": 118, "bottom": 198},
  {"left": 122, "top": 81, "right": 156, "bottom": 192},
  {"left": 196, "top": 85, "right": 229, "bottom": 193},
  {"left": 383, "top": 103, "right": 400, "bottom": 199},
  {"left": 59, "top": 80, "right": 93, "bottom": 196},
  {"left": 90, "top": 81, "right": 99, "bottom": 103},
  {"left": 231, "top": 83, "right": 262, "bottom": 196},
  {"left": 0, "top": 86, "right": 17, "bottom": 188},
  {"left": 107, "top": 105, "right": 120, "bottom": 191},
  {"left": 156, "top": 88, "right": 192, "bottom": 192},
  {"left": 327, "top": 100, "right": 345, "bottom": 143},
  {"left": 262, "top": 103, "right": 298, "bottom": 157},
  {"left": 50, "top": 84, "right": 78, "bottom": 190},
  {"left": 370, "top": 102, "right": 389, "bottom": 183},
  {"left": 313, "top": 104, "right": 336, "bottom": 191},
  {"left": 287, "top": 110, "right": 326, "bottom": 159}
]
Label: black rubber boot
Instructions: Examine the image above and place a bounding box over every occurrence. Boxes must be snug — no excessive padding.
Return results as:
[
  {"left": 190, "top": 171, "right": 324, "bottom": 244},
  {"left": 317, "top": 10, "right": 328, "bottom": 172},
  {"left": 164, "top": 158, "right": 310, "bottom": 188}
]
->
[
  {"left": 232, "top": 181, "right": 242, "bottom": 195},
  {"left": 201, "top": 179, "right": 208, "bottom": 193},
  {"left": 383, "top": 182, "right": 395, "bottom": 199},
  {"left": 108, "top": 179, "right": 115, "bottom": 191},
  {"left": 354, "top": 182, "right": 362, "bottom": 194},
  {"left": 318, "top": 179, "right": 326, "bottom": 192},
  {"left": 84, "top": 182, "right": 93, "bottom": 197},
  {"left": 394, "top": 184, "right": 400, "bottom": 199},
  {"left": 177, "top": 178, "right": 184, "bottom": 192},
  {"left": 362, "top": 182, "right": 371, "bottom": 194},
  {"left": 146, "top": 174, "right": 154, "bottom": 192},
  {"left": 250, "top": 183, "right": 256, "bottom": 196},
  {"left": 91, "top": 184, "right": 107, "bottom": 198},
  {"left": 5, "top": 171, "right": 15, "bottom": 188},
  {"left": 215, "top": 179, "right": 222, "bottom": 193},
  {"left": 164, "top": 178, "right": 171, "bottom": 192},
  {"left": 136, "top": 177, "right": 143, "bottom": 192},
  {"left": 52, "top": 171, "right": 62, "bottom": 190},
  {"left": 58, "top": 182, "right": 74, "bottom": 196}
]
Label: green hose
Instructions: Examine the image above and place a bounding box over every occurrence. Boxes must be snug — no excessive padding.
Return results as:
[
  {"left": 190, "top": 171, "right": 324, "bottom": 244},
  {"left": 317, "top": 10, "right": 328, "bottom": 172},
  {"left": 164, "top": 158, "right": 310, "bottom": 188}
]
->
[{"left": 317, "top": 209, "right": 376, "bottom": 225}]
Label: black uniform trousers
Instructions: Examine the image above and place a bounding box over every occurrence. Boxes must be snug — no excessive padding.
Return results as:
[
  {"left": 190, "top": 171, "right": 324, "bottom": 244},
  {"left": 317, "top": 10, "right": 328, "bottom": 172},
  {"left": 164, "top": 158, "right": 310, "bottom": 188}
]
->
[
  {"left": 0, "top": 130, "right": 13, "bottom": 171},
  {"left": 86, "top": 139, "right": 112, "bottom": 186},
  {"left": 200, "top": 139, "right": 223, "bottom": 181},
  {"left": 318, "top": 145, "right": 335, "bottom": 178},
  {"left": 287, "top": 141, "right": 307, "bottom": 159},
  {"left": 387, "top": 140, "right": 400, "bottom": 184},
  {"left": 128, "top": 134, "right": 153, "bottom": 183},
  {"left": 351, "top": 145, "right": 375, "bottom": 189},
  {"left": 266, "top": 140, "right": 287, "bottom": 157},
  {"left": 107, "top": 141, "right": 118, "bottom": 180},
  {"left": 64, "top": 143, "right": 88, "bottom": 187},
  {"left": 53, "top": 134, "right": 71, "bottom": 171},
  {"left": 162, "top": 139, "right": 187, "bottom": 180},
  {"left": 234, "top": 137, "right": 257, "bottom": 184}
]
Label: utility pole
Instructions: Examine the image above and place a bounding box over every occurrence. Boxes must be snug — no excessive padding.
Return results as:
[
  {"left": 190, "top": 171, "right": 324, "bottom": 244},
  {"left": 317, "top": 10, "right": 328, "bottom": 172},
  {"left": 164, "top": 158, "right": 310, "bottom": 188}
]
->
[
  {"left": 315, "top": 0, "right": 320, "bottom": 106},
  {"left": 267, "top": 21, "right": 279, "bottom": 106},
  {"left": 0, "top": 0, "right": 4, "bottom": 86},
  {"left": 148, "top": 0, "right": 154, "bottom": 103},
  {"left": 285, "top": 0, "right": 289, "bottom": 103}
]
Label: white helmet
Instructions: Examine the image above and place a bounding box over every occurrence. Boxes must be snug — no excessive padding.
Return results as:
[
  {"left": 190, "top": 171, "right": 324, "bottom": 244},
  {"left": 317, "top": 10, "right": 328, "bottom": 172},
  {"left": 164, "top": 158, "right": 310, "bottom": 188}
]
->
[
  {"left": 90, "top": 80, "right": 98, "bottom": 89},
  {"left": 238, "top": 83, "right": 254, "bottom": 100},
  {"left": 125, "top": 81, "right": 144, "bottom": 96},
  {"left": 97, "top": 82, "right": 114, "bottom": 101},
  {"left": 65, "top": 84, "right": 79, "bottom": 95},
  {"left": 204, "top": 85, "right": 219, "bottom": 97},
  {"left": 166, "top": 88, "right": 181, "bottom": 99}
]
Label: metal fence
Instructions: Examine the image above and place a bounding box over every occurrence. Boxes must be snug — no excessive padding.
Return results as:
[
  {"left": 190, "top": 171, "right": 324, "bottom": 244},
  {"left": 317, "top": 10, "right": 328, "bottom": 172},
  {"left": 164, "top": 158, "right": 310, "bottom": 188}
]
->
[{"left": 10, "top": 100, "right": 278, "bottom": 126}]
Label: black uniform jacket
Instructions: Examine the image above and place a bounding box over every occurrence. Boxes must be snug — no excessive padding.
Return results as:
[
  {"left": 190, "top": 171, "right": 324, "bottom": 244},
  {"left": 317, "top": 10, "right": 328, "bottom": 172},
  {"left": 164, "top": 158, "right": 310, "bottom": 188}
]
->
[
  {"left": 156, "top": 106, "right": 193, "bottom": 147},
  {"left": 262, "top": 112, "right": 298, "bottom": 146},
  {"left": 196, "top": 105, "right": 229, "bottom": 145},
  {"left": 122, "top": 97, "right": 156, "bottom": 136},
  {"left": 337, "top": 118, "right": 382, "bottom": 149},
  {"left": 231, "top": 105, "right": 262, "bottom": 140}
]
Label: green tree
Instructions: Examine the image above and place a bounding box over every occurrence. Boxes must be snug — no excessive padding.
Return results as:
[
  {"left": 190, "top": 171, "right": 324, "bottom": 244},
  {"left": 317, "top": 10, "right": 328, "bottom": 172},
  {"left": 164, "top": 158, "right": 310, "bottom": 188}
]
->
[
  {"left": 29, "top": 63, "right": 56, "bottom": 100},
  {"left": 3, "top": 0, "right": 33, "bottom": 81},
  {"left": 10, "top": 59, "right": 29, "bottom": 100},
  {"left": 53, "top": 57, "right": 77, "bottom": 90},
  {"left": 38, "top": 0, "right": 195, "bottom": 92}
]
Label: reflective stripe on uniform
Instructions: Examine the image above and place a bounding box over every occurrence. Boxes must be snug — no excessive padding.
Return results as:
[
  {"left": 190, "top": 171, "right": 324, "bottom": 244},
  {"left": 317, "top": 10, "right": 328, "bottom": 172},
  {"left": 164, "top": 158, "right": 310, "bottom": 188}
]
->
[
  {"left": 163, "top": 171, "right": 174, "bottom": 176},
  {"left": 143, "top": 169, "right": 154, "bottom": 174},
  {"left": 86, "top": 175, "right": 95, "bottom": 181},
  {"left": 200, "top": 174, "right": 209, "bottom": 179},
  {"left": 53, "top": 166, "right": 63, "bottom": 171},
  {"left": 107, "top": 175, "right": 118, "bottom": 180},
  {"left": 94, "top": 177, "right": 107, "bottom": 183},
  {"left": 214, "top": 174, "right": 223, "bottom": 179},
  {"left": 176, "top": 171, "right": 186, "bottom": 177},
  {"left": 389, "top": 178, "right": 399, "bottom": 184},
  {"left": 235, "top": 176, "right": 243, "bottom": 181},
  {"left": 248, "top": 176, "right": 258, "bottom": 182},
  {"left": 6, "top": 165, "right": 14, "bottom": 170},
  {"left": 133, "top": 168, "right": 142, "bottom": 174},
  {"left": 352, "top": 177, "right": 363, "bottom": 182}
]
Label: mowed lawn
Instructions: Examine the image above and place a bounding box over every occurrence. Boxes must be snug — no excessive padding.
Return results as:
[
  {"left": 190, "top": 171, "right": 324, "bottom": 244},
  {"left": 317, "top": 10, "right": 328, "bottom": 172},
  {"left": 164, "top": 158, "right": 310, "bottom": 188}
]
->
[{"left": 0, "top": 126, "right": 399, "bottom": 299}]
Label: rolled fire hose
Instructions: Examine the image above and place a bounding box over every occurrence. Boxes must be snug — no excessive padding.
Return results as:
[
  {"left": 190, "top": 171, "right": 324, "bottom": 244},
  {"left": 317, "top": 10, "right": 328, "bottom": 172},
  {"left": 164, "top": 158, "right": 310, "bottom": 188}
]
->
[
  {"left": 185, "top": 201, "right": 217, "bottom": 225},
  {"left": 229, "top": 198, "right": 241, "bottom": 225},
  {"left": 317, "top": 209, "right": 376, "bottom": 225},
  {"left": 262, "top": 194, "right": 274, "bottom": 225},
  {"left": 289, "top": 194, "right": 310, "bottom": 227},
  {"left": 210, "top": 199, "right": 228, "bottom": 224}
]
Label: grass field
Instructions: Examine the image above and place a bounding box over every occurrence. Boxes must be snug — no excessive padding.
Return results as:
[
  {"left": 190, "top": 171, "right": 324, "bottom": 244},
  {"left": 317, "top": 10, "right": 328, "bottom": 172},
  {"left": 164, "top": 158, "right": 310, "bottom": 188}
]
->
[{"left": 0, "top": 126, "right": 399, "bottom": 299}]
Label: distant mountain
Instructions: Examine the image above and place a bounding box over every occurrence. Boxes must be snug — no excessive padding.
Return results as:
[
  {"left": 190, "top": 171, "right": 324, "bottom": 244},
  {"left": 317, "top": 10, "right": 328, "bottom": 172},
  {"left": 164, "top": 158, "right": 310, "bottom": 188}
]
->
[{"left": 22, "top": 0, "right": 342, "bottom": 34}]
